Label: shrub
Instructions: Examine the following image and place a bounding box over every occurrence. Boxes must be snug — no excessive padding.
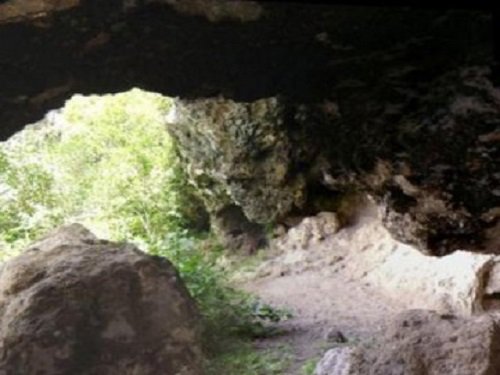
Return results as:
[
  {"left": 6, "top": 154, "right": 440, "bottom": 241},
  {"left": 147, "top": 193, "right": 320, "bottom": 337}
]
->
[{"left": 0, "top": 89, "right": 207, "bottom": 253}]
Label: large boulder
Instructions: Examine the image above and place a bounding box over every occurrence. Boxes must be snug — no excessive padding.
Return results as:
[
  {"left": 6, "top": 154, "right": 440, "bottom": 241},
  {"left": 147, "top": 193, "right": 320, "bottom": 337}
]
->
[
  {"left": 315, "top": 309, "right": 500, "bottom": 375},
  {"left": 0, "top": 224, "right": 203, "bottom": 375}
]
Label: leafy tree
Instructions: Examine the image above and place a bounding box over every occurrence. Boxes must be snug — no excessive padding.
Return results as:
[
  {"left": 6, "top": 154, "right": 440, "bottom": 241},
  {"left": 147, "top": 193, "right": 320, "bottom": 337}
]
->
[
  {"left": 1, "top": 89, "right": 206, "bottom": 253},
  {"left": 0, "top": 89, "right": 287, "bottom": 372}
]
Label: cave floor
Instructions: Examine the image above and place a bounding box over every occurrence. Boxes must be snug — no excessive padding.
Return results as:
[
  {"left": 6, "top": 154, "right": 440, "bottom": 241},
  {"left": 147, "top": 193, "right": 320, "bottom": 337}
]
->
[
  {"left": 239, "top": 215, "right": 404, "bottom": 374},
  {"left": 244, "top": 271, "right": 398, "bottom": 374},
  {"left": 238, "top": 205, "right": 500, "bottom": 374}
]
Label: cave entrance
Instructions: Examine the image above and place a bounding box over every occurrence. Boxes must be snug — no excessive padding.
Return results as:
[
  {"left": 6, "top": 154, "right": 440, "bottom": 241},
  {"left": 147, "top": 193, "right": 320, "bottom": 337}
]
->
[
  {"left": 2, "top": 85, "right": 500, "bottom": 375},
  {"left": 0, "top": 88, "right": 210, "bottom": 259},
  {"left": 0, "top": 1, "right": 499, "bottom": 372}
]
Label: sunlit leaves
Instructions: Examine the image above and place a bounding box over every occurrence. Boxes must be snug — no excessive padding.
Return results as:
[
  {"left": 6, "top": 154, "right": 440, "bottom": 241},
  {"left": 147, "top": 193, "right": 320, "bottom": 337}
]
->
[{"left": 0, "top": 88, "right": 204, "bottom": 252}]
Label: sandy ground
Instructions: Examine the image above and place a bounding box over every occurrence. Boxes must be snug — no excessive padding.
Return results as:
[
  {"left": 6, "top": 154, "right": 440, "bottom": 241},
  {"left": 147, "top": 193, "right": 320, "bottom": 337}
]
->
[
  {"left": 244, "top": 271, "right": 399, "bottom": 374},
  {"left": 239, "top": 212, "right": 406, "bottom": 374},
  {"left": 236, "top": 196, "right": 500, "bottom": 374}
]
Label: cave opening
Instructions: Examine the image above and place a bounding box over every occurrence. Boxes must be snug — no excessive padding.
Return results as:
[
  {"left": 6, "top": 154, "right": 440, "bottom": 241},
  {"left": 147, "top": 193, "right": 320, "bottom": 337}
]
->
[{"left": 1, "top": 1, "right": 500, "bottom": 374}]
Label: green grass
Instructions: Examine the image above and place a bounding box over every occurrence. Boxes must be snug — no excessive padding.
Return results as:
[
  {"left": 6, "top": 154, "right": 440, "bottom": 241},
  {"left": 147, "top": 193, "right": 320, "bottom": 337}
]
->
[
  {"left": 206, "top": 342, "right": 293, "bottom": 375},
  {"left": 301, "top": 357, "right": 319, "bottom": 375}
]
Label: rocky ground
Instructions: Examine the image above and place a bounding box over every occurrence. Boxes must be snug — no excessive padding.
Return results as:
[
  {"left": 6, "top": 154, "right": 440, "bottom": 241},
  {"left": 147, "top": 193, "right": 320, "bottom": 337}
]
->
[{"left": 239, "top": 196, "right": 500, "bottom": 374}]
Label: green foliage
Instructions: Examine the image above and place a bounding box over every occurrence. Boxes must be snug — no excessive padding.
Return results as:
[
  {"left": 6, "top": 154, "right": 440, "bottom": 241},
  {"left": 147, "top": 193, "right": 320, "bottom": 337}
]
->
[
  {"left": 0, "top": 89, "right": 206, "bottom": 254},
  {"left": 206, "top": 344, "right": 292, "bottom": 375},
  {"left": 0, "top": 149, "right": 61, "bottom": 258},
  {"left": 301, "top": 357, "right": 319, "bottom": 375},
  {"left": 151, "top": 232, "right": 291, "bottom": 354},
  {"left": 0, "top": 89, "right": 290, "bottom": 373}
]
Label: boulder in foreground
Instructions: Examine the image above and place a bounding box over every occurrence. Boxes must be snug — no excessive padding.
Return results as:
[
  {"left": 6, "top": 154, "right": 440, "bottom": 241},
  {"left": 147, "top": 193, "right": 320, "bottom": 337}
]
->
[{"left": 0, "top": 224, "right": 202, "bottom": 375}]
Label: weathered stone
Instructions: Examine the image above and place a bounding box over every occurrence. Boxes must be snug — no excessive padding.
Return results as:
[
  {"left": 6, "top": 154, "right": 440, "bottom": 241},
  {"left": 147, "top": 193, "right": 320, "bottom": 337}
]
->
[
  {"left": 0, "top": 1, "right": 496, "bottom": 255},
  {"left": 266, "top": 197, "right": 498, "bottom": 316},
  {"left": 315, "top": 347, "right": 359, "bottom": 375},
  {"left": 167, "top": 97, "right": 306, "bottom": 225},
  {"left": 324, "top": 328, "right": 348, "bottom": 344},
  {"left": 211, "top": 205, "right": 266, "bottom": 253},
  {"left": 316, "top": 310, "right": 500, "bottom": 375},
  {"left": 486, "top": 259, "right": 500, "bottom": 295},
  {"left": 0, "top": 224, "right": 202, "bottom": 375},
  {"left": 273, "top": 212, "right": 340, "bottom": 251},
  {"left": 314, "top": 66, "right": 500, "bottom": 254},
  {"left": 365, "top": 247, "right": 493, "bottom": 315},
  {"left": 0, "top": 0, "right": 80, "bottom": 23},
  {"left": 343, "top": 201, "right": 496, "bottom": 316}
]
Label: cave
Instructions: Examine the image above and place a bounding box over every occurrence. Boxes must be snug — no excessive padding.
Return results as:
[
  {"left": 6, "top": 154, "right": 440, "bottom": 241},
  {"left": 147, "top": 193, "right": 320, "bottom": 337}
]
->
[
  {"left": 1, "top": 0, "right": 500, "bottom": 374},
  {"left": 1, "top": 0, "right": 499, "bottom": 254}
]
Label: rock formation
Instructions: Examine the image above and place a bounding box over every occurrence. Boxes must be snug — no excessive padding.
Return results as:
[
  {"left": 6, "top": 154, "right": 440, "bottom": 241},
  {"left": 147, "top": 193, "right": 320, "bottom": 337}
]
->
[
  {"left": 0, "top": 1, "right": 497, "bottom": 252},
  {"left": 256, "top": 197, "right": 500, "bottom": 316},
  {"left": 315, "top": 309, "right": 500, "bottom": 375},
  {"left": 0, "top": 224, "right": 202, "bottom": 375}
]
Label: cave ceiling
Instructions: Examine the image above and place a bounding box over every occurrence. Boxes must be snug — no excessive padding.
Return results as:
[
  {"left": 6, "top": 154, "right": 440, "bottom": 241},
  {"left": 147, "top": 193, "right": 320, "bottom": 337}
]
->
[{"left": 0, "top": 0, "right": 498, "bottom": 254}]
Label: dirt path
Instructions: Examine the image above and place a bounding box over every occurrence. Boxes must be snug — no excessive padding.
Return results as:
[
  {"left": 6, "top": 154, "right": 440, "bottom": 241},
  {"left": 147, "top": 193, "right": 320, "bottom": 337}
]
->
[
  {"left": 238, "top": 208, "right": 419, "bottom": 374},
  {"left": 235, "top": 197, "right": 500, "bottom": 374},
  {"left": 245, "top": 272, "right": 399, "bottom": 374}
]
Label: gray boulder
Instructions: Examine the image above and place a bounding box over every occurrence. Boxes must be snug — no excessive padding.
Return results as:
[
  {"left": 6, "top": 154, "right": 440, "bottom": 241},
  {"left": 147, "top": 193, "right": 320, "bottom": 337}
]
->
[
  {"left": 316, "top": 309, "right": 500, "bottom": 375},
  {"left": 0, "top": 224, "right": 202, "bottom": 375}
]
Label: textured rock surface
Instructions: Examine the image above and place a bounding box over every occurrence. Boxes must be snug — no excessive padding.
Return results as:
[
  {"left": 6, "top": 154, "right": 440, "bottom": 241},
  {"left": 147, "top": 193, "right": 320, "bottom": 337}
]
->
[
  {"left": 273, "top": 212, "right": 340, "bottom": 251},
  {"left": 0, "top": 0, "right": 260, "bottom": 23},
  {"left": 486, "top": 260, "right": 500, "bottom": 294},
  {"left": 342, "top": 203, "right": 496, "bottom": 315},
  {"left": 312, "top": 66, "right": 500, "bottom": 254},
  {"left": 210, "top": 205, "right": 267, "bottom": 254},
  {"left": 315, "top": 347, "right": 359, "bottom": 375},
  {"left": 0, "top": 0, "right": 80, "bottom": 23},
  {"left": 258, "top": 197, "right": 499, "bottom": 315},
  {"left": 154, "top": 0, "right": 262, "bottom": 22},
  {"left": 315, "top": 309, "right": 500, "bottom": 375},
  {"left": 366, "top": 248, "right": 493, "bottom": 315},
  {"left": 168, "top": 97, "right": 306, "bottom": 224},
  {"left": 0, "top": 224, "right": 202, "bottom": 375},
  {"left": 0, "top": 1, "right": 496, "bottom": 254},
  {"left": 0, "top": 3, "right": 492, "bottom": 139}
]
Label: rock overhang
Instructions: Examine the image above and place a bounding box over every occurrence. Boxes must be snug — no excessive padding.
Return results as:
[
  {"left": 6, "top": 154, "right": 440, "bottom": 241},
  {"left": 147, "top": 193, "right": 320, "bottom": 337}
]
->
[{"left": 0, "top": 0, "right": 497, "bottom": 255}]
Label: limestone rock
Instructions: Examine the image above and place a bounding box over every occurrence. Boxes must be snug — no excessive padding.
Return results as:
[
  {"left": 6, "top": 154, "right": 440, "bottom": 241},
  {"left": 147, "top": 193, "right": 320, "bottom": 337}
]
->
[
  {"left": 211, "top": 205, "right": 266, "bottom": 254},
  {"left": 266, "top": 198, "right": 497, "bottom": 316},
  {"left": 168, "top": 97, "right": 306, "bottom": 225},
  {"left": 316, "top": 310, "right": 500, "bottom": 375},
  {"left": 0, "top": 224, "right": 202, "bottom": 375},
  {"left": 365, "top": 248, "right": 494, "bottom": 315},
  {"left": 273, "top": 212, "right": 340, "bottom": 251},
  {"left": 315, "top": 347, "right": 359, "bottom": 375},
  {"left": 0, "top": 0, "right": 496, "bottom": 256}
]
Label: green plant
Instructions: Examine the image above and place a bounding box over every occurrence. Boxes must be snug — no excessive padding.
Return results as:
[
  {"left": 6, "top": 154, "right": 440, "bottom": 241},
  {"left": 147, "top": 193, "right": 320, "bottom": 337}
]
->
[
  {"left": 0, "top": 89, "right": 207, "bottom": 253},
  {"left": 150, "top": 232, "right": 291, "bottom": 353},
  {"left": 0, "top": 89, "right": 290, "bottom": 374},
  {"left": 206, "top": 343, "right": 293, "bottom": 375},
  {"left": 301, "top": 357, "right": 319, "bottom": 375}
]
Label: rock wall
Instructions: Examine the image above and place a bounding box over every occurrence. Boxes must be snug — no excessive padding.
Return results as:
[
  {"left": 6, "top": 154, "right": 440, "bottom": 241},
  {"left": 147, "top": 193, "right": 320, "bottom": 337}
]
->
[
  {"left": 168, "top": 97, "right": 305, "bottom": 222},
  {"left": 0, "top": 0, "right": 497, "bottom": 253}
]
